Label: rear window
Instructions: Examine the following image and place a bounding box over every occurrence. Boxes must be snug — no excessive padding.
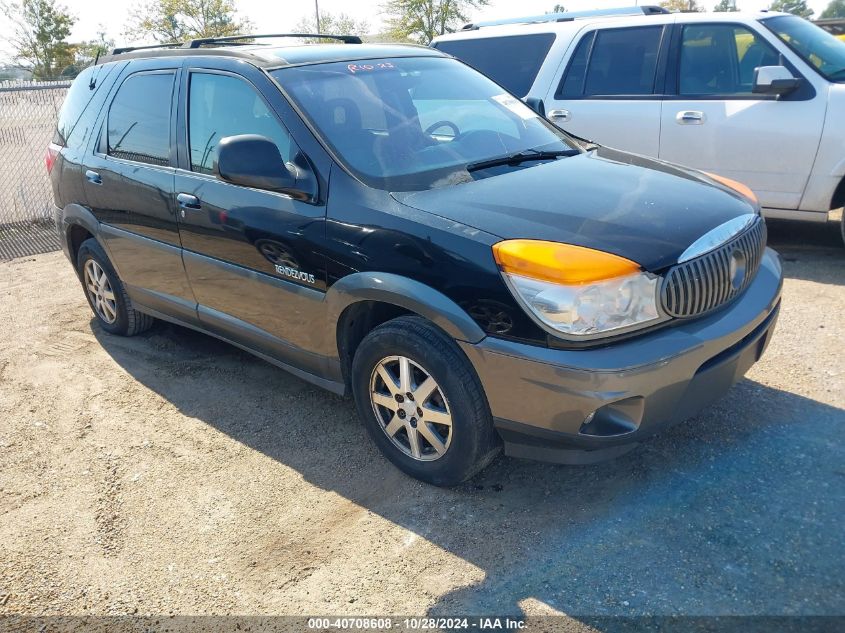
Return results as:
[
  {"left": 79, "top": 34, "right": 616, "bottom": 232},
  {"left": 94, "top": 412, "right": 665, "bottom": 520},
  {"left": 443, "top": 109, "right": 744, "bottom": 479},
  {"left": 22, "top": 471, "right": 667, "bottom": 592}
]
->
[
  {"left": 434, "top": 33, "right": 556, "bottom": 97},
  {"left": 54, "top": 64, "right": 120, "bottom": 148}
]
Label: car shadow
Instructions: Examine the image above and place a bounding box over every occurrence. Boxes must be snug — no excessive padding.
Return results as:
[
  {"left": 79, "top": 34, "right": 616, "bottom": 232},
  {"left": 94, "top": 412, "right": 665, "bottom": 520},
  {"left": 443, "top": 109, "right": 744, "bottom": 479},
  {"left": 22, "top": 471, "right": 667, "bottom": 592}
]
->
[
  {"left": 766, "top": 216, "right": 844, "bottom": 286},
  {"left": 90, "top": 320, "right": 844, "bottom": 619}
]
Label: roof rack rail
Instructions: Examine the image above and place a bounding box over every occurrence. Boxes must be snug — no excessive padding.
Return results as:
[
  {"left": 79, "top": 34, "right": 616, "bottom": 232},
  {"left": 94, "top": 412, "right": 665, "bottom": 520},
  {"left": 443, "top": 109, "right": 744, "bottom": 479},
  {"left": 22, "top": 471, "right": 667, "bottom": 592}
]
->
[
  {"left": 111, "top": 42, "right": 184, "bottom": 55},
  {"left": 461, "top": 5, "right": 669, "bottom": 30},
  {"left": 184, "top": 32, "right": 363, "bottom": 48}
]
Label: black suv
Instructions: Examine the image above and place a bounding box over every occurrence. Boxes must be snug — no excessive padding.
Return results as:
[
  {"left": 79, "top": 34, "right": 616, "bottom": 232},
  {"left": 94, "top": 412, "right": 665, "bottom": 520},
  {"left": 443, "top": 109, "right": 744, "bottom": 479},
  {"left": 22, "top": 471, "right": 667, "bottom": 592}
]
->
[{"left": 50, "top": 35, "right": 783, "bottom": 485}]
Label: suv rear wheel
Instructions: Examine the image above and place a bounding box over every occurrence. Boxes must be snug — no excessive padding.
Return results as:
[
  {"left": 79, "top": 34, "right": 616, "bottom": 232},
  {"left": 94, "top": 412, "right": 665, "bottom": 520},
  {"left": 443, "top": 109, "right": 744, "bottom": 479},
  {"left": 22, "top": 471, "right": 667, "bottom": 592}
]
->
[
  {"left": 841, "top": 209, "right": 844, "bottom": 248},
  {"left": 351, "top": 315, "right": 500, "bottom": 486},
  {"left": 76, "top": 238, "right": 154, "bottom": 336}
]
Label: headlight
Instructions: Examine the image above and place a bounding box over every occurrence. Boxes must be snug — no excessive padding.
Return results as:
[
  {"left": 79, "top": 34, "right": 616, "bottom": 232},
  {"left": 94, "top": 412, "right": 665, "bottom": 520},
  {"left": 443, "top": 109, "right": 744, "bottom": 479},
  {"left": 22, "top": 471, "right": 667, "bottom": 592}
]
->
[{"left": 492, "top": 240, "right": 662, "bottom": 339}]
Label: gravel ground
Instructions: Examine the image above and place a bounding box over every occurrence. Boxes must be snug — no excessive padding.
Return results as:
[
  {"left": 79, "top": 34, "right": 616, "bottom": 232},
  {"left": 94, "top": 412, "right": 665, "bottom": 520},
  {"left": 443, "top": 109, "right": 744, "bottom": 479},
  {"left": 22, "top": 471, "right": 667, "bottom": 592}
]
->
[{"left": 0, "top": 217, "right": 843, "bottom": 621}]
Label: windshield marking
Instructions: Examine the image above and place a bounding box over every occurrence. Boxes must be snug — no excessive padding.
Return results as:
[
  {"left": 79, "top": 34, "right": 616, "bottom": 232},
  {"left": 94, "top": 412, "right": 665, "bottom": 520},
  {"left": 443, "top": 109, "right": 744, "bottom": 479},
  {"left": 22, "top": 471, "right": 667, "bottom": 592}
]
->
[
  {"left": 347, "top": 61, "right": 396, "bottom": 74},
  {"left": 491, "top": 94, "right": 538, "bottom": 120}
]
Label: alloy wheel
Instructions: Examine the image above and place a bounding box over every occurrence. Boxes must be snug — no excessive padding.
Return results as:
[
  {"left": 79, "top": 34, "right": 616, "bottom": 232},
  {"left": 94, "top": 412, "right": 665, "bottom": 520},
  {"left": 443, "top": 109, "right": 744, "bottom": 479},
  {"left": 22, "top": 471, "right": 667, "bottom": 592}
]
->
[
  {"left": 369, "top": 355, "right": 453, "bottom": 461},
  {"left": 84, "top": 259, "right": 117, "bottom": 324}
]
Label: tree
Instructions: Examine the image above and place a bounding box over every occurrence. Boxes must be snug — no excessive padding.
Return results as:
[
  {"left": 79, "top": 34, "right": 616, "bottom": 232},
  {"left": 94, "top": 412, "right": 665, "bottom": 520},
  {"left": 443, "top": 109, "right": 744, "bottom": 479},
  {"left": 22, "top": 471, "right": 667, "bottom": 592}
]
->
[
  {"left": 69, "top": 28, "right": 114, "bottom": 74},
  {"left": 125, "top": 0, "right": 252, "bottom": 43},
  {"left": 548, "top": 4, "right": 566, "bottom": 12},
  {"left": 384, "top": 0, "right": 490, "bottom": 45},
  {"left": 294, "top": 12, "right": 370, "bottom": 40},
  {"left": 713, "top": 0, "right": 738, "bottom": 11},
  {"left": 768, "top": 0, "right": 814, "bottom": 18},
  {"left": 820, "top": 0, "right": 845, "bottom": 18},
  {"left": 659, "top": 0, "right": 703, "bottom": 11},
  {"left": 1, "top": 0, "right": 75, "bottom": 79}
]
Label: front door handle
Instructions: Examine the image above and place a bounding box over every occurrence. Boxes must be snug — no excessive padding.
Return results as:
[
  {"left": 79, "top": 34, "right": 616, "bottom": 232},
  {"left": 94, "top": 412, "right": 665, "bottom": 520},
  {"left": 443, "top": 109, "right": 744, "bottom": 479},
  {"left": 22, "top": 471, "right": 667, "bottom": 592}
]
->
[
  {"left": 85, "top": 170, "right": 102, "bottom": 185},
  {"left": 176, "top": 193, "right": 201, "bottom": 210},
  {"left": 676, "top": 110, "right": 705, "bottom": 125},
  {"left": 547, "top": 108, "right": 571, "bottom": 122}
]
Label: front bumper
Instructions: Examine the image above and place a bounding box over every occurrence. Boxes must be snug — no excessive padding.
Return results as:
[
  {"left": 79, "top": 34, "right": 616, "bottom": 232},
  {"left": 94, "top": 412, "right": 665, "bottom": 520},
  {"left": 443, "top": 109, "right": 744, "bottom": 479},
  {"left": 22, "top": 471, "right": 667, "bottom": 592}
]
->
[{"left": 459, "top": 248, "right": 783, "bottom": 464}]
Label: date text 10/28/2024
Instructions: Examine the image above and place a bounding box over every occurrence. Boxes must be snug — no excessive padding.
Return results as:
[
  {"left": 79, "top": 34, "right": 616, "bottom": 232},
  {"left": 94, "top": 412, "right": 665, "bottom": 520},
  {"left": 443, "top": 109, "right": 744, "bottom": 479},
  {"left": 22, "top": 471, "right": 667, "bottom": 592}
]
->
[{"left": 307, "top": 617, "right": 527, "bottom": 630}]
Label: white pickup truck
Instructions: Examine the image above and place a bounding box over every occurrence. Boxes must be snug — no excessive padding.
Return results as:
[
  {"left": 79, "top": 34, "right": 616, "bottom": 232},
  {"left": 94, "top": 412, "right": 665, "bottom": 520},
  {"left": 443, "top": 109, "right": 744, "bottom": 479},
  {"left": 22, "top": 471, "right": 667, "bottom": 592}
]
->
[{"left": 433, "top": 7, "right": 845, "bottom": 243}]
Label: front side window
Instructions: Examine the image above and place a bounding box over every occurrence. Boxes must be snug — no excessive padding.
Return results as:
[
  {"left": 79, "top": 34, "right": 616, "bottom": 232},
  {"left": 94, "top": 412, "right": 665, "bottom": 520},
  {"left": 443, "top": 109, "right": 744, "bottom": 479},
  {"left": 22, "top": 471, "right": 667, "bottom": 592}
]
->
[
  {"left": 434, "top": 33, "right": 556, "bottom": 98},
  {"left": 272, "top": 56, "right": 578, "bottom": 191},
  {"left": 188, "top": 72, "right": 294, "bottom": 174},
  {"left": 762, "top": 15, "right": 845, "bottom": 82},
  {"left": 679, "top": 24, "right": 781, "bottom": 96},
  {"left": 561, "top": 26, "right": 663, "bottom": 98},
  {"left": 107, "top": 72, "right": 174, "bottom": 166}
]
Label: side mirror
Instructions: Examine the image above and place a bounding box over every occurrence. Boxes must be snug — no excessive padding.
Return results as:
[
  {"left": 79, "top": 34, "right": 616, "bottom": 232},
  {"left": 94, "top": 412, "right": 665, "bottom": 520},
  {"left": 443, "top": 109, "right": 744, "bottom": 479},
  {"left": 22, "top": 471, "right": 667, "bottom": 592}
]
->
[
  {"left": 522, "top": 96, "right": 545, "bottom": 117},
  {"left": 214, "top": 134, "right": 296, "bottom": 192},
  {"left": 752, "top": 66, "right": 801, "bottom": 97}
]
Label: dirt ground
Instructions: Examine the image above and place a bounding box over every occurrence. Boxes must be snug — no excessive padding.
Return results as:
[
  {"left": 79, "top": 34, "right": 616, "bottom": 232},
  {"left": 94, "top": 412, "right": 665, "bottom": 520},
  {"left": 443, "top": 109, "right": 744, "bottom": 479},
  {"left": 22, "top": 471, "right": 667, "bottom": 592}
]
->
[{"left": 1, "top": 217, "right": 843, "bottom": 622}]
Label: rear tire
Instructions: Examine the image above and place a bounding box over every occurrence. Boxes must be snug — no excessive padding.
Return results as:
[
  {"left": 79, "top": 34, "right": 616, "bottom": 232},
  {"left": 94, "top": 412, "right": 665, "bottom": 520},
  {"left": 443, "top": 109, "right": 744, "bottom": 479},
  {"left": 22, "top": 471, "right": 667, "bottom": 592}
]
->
[
  {"left": 76, "top": 238, "right": 154, "bottom": 336},
  {"left": 351, "top": 315, "right": 500, "bottom": 486},
  {"left": 840, "top": 209, "right": 844, "bottom": 248}
]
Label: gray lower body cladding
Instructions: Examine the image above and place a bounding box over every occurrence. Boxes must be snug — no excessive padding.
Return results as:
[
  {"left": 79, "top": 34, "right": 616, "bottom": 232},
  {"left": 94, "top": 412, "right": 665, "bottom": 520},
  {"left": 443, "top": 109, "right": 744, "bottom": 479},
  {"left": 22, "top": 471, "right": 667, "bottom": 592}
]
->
[{"left": 460, "top": 248, "right": 783, "bottom": 464}]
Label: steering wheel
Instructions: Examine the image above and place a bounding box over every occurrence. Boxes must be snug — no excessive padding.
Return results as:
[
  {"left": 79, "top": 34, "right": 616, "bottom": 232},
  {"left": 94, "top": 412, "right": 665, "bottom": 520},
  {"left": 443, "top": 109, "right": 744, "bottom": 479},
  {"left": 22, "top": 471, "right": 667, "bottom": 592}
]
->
[{"left": 424, "top": 120, "right": 460, "bottom": 137}]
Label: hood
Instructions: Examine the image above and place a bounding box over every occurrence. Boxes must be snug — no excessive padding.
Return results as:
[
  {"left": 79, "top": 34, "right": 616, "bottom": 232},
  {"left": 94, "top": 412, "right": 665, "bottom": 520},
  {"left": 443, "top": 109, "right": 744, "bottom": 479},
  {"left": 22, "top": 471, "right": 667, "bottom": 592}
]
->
[{"left": 392, "top": 147, "right": 758, "bottom": 271}]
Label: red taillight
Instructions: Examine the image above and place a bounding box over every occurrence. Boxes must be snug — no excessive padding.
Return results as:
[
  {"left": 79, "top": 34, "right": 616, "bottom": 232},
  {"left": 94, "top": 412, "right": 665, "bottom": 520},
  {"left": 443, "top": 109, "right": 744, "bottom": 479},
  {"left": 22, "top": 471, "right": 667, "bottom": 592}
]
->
[{"left": 45, "top": 142, "right": 61, "bottom": 174}]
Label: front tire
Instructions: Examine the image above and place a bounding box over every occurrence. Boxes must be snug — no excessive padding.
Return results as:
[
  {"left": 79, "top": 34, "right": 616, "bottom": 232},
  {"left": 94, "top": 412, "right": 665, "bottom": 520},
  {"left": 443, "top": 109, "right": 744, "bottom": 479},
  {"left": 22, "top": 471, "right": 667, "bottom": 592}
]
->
[
  {"left": 351, "top": 315, "right": 500, "bottom": 486},
  {"left": 76, "top": 238, "right": 154, "bottom": 336}
]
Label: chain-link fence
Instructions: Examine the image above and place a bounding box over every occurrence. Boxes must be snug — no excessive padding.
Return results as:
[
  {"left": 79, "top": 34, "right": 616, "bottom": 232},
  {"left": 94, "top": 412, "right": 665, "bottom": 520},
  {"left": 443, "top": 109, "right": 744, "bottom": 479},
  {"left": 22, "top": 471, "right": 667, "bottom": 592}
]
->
[{"left": 0, "top": 79, "right": 71, "bottom": 261}]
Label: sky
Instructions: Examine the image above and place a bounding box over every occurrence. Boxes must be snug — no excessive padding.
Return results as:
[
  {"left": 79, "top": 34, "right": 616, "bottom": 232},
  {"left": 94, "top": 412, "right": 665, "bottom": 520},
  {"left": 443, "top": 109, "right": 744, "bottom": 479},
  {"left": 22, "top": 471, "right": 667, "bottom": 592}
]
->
[{"left": 0, "top": 0, "right": 836, "bottom": 61}]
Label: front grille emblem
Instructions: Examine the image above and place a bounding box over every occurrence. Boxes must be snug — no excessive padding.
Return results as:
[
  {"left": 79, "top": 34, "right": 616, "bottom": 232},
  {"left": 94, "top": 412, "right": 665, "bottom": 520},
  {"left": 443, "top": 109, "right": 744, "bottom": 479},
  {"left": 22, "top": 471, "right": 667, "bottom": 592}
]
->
[{"left": 729, "top": 249, "right": 747, "bottom": 289}]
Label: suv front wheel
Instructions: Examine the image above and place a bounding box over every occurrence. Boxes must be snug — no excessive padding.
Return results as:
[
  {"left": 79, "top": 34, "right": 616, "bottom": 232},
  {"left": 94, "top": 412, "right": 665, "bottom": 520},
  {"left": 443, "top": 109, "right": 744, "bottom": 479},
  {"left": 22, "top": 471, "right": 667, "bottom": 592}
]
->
[
  {"left": 351, "top": 315, "right": 500, "bottom": 486},
  {"left": 76, "top": 238, "right": 154, "bottom": 336}
]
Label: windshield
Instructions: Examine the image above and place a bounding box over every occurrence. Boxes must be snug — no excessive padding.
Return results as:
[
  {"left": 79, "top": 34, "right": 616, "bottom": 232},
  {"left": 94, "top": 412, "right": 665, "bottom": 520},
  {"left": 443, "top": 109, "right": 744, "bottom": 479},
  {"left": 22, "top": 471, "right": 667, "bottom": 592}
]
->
[
  {"left": 272, "top": 56, "right": 578, "bottom": 191},
  {"left": 762, "top": 15, "right": 845, "bottom": 82}
]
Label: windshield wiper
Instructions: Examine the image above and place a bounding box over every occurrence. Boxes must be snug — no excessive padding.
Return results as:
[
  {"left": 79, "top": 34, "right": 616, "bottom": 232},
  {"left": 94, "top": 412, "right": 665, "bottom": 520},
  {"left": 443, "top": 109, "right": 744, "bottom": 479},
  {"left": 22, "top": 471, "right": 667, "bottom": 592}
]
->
[{"left": 466, "top": 148, "right": 580, "bottom": 172}]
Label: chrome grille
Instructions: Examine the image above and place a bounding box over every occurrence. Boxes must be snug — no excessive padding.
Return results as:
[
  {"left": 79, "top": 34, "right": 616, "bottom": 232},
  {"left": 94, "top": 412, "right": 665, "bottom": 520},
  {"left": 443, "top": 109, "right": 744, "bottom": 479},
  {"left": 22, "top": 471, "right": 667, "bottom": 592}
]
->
[{"left": 661, "top": 217, "right": 766, "bottom": 318}]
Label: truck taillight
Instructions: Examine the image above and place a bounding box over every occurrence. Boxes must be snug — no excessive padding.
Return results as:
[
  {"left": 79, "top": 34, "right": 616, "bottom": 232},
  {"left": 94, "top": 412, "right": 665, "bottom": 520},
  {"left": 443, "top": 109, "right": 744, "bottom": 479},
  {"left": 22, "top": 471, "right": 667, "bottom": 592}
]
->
[{"left": 45, "top": 143, "right": 62, "bottom": 174}]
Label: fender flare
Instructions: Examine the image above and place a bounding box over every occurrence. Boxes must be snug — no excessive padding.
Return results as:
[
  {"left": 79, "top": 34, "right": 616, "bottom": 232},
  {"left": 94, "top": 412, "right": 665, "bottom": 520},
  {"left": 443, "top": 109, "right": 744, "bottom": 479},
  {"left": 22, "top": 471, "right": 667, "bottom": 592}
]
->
[
  {"left": 61, "top": 203, "right": 100, "bottom": 243},
  {"left": 324, "top": 272, "right": 486, "bottom": 346},
  {"left": 58, "top": 204, "right": 103, "bottom": 272}
]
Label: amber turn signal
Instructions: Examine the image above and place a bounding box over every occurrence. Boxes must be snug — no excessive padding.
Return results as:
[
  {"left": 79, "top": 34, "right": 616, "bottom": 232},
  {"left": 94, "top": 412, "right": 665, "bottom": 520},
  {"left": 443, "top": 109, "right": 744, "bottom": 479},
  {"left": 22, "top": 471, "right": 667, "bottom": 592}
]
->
[
  {"left": 704, "top": 172, "right": 758, "bottom": 204},
  {"left": 492, "top": 240, "right": 641, "bottom": 285}
]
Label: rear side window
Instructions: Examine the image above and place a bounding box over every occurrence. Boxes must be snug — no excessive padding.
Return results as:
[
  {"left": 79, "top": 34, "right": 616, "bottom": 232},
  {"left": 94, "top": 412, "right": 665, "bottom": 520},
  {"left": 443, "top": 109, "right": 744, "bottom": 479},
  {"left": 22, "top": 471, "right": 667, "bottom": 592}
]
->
[
  {"left": 55, "top": 64, "right": 119, "bottom": 148},
  {"left": 434, "top": 33, "right": 556, "bottom": 97},
  {"left": 107, "top": 72, "right": 174, "bottom": 166},
  {"left": 559, "top": 26, "right": 663, "bottom": 97},
  {"left": 188, "top": 72, "right": 295, "bottom": 174},
  {"left": 558, "top": 33, "right": 594, "bottom": 98}
]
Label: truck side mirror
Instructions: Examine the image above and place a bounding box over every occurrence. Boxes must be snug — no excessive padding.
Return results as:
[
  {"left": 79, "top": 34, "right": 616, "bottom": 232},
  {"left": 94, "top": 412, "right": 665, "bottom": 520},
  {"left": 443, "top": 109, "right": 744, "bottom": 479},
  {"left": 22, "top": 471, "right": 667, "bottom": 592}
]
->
[
  {"left": 752, "top": 66, "right": 801, "bottom": 97},
  {"left": 522, "top": 97, "right": 545, "bottom": 117}
]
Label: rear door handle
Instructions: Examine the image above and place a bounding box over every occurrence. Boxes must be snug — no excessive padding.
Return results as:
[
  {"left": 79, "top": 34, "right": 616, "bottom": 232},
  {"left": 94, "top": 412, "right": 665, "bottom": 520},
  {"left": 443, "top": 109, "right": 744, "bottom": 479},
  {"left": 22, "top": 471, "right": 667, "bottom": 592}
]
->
[
  {"left": 85, "top": 170, "right": 102, "bottom": 185},
  {"left": 176, "top": 193, "right": 201, "bottom": 210},
  {"left": 676, "top": 110, "right": 705, "bottom": 124}
]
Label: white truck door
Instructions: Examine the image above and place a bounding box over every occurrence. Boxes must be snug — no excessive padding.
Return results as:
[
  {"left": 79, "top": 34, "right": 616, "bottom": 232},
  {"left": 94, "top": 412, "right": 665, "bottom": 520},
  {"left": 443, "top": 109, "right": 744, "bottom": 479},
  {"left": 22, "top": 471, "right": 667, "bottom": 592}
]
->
[
  {"left": 544, "top": 24, "right": 669, "bottom": 156},
  {"left": 658, "top": 22, "right": 825, "bottom": 211}
]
